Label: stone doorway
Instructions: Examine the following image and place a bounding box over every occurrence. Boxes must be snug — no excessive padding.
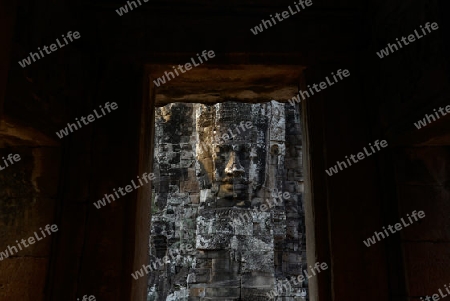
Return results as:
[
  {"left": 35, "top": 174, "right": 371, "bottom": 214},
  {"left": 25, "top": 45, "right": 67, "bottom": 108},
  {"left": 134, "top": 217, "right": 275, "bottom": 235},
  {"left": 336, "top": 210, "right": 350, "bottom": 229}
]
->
[{"left": 147, "top": 65, "right": 307, "bottom": 300}]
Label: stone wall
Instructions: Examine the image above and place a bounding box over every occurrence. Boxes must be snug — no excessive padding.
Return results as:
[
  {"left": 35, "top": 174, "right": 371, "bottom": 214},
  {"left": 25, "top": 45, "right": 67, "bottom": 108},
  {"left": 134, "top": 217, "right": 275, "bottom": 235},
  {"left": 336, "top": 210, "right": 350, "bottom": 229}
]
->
[
  {"left": 149, "top": 101, "right": 305, "bottom": 300},
  {"left": 1, "top": 0, "right": 449, "bottom": 300},
  {"left": 0, "top": 144, "right": 59, "bottom": 300}
]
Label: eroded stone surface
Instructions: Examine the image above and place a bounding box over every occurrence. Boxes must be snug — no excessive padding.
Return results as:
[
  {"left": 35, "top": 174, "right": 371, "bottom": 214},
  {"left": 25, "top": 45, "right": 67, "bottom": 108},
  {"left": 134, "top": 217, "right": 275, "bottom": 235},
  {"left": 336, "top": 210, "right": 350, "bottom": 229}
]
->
[{"left": 149, "top": 101, "right": 305, "bottom": 300}]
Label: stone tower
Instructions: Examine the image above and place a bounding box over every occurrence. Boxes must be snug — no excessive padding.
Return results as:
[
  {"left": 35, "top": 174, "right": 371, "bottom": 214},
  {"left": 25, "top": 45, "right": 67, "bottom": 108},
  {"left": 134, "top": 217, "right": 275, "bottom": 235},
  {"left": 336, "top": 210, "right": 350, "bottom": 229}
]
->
[{"left": 149, "top": 101, "right": 305, "bottom": 300}]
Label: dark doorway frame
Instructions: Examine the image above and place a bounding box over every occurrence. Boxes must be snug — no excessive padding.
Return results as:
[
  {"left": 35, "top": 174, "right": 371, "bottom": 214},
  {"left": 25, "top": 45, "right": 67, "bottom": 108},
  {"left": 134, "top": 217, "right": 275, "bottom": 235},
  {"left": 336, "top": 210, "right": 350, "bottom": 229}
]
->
[{"left": 130, "top": 58, "right": 330, "bottom": 301}]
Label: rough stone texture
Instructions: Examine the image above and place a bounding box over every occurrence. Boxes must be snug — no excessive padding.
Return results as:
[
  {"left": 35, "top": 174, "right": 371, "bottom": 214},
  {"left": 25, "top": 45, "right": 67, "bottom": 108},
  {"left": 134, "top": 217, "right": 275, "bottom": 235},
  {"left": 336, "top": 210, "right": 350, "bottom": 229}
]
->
[
  {"left": 392, "top": 147, "right": 450, "bottom": 298},
  {"left": 0, "top": 258, "right": 49, "bottom": 300},
  {"left": 151, "top": 66, "right": 302, "bottom": 106},
  {"left": 1, "top": 0, "right": 450, "bottom": 300},
  {"left": 0, "top": 144, "right": 59, "bottom": 301},
  {"left": 149, "top": 101, "right": 305, "bottom": 300}
]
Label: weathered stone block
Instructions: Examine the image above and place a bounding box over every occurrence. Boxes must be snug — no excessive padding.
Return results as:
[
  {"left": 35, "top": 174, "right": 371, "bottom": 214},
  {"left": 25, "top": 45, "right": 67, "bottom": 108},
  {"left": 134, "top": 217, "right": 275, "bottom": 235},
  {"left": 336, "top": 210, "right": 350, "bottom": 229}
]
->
[
  {"left": 403, "top": 242, "right": 450, "bottom": 296},
  {"left": 0, "top": 257, "right": 48, "bottom": 300},
  {"left": 205, "top": 287, "right": 240, "bottom": 298},
  {"left": 191, "top": 268, "right": 211, "bottom": 283},
  {"left": 150, "top": 102, "right": 305, "bottom": 299}
]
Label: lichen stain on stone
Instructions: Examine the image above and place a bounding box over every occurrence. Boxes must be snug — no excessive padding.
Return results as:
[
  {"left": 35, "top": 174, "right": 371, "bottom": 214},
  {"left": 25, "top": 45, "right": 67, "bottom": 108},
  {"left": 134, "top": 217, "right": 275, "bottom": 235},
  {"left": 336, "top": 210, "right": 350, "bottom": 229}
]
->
[{"left": 149, "top": 101, "right": 307, "bottom": 301}]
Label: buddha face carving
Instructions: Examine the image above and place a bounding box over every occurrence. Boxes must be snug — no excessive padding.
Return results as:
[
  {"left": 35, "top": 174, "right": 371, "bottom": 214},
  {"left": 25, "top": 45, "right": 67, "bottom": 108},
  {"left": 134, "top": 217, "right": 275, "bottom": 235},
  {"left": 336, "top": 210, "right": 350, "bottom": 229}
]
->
[
  {"left": 195, "top": 102, "right": 268, "bottom": 207},
  {"left": 217, "top": 143, "right": 251, "bottom": 200},
  {"left": 150, "top": 101, "right": 306, "bottom": 301}
]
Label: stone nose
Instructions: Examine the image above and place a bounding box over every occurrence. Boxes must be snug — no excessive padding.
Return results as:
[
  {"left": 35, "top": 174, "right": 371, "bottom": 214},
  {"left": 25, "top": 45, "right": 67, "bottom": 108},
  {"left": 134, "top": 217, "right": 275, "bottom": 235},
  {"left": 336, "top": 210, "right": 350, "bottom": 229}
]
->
[{"left": 224, "top": 151, "right": 245, "bottom": 177}]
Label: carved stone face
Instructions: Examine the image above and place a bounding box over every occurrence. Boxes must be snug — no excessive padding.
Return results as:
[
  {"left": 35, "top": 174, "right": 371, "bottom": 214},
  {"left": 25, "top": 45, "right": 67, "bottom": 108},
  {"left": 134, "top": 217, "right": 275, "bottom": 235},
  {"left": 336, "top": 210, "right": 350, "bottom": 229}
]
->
[
  {"left": 150, "top": 101, "right": 306, "bottom": 300},
  {"left": 215, "top": 143, "right": 250, "bottom": 200},
  {"left": 195, "top": 103, "right": 267, "bottom": 207}
]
